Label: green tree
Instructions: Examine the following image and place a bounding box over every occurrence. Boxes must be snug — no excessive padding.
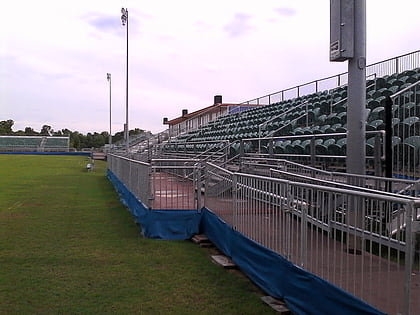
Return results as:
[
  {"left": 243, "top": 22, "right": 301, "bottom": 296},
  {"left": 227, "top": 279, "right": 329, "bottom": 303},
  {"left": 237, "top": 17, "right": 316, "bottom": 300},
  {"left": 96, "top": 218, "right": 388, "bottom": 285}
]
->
[
  {"left": 0, "top": 120, "right": 14, "bottom": 134},
  {"left": 40, "top": 125, "right": 52, "bottom": 135},
  {"left": 24, "top": 127, "right": 36, "bottom": 135}
]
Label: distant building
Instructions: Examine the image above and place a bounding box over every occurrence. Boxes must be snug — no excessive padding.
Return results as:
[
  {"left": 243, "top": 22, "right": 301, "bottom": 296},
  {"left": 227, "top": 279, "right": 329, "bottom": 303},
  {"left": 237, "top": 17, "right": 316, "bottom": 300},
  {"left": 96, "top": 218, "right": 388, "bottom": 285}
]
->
[{"left": 163, "top": 96, "right": 262, "bottom": 139}]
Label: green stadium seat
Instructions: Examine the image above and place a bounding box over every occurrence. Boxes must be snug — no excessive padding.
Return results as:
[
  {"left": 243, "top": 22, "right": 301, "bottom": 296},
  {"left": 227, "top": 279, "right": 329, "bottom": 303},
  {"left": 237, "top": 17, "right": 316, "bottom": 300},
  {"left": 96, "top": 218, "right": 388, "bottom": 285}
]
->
[
  {"left": 286, "top": 140, "right": 302, "bottom": 154},
  {"left": 369, "top": 106, "right": 384, "bottom": 122},
  {"left": 273, "top": 140, "right": 291, "bottom": 154},
  {"left": 369, "top": 119, "right": 385, "bottom": 131},
  {"left": 366, "top": 137, "right": 379, "bottom": 156},
  {"left": 397, "top": 116, "right": 420, "bottom": 137},
  {"left": 327, "top": 138, "right": 345, "bottom": 156},
  {"left": 401, "top": 102, "right": 420, "bottom": 117},
  {"left": 325, "top": 113, "right": 341, "bottom": 125},
  {"left": 316, "top": 139, "right": 335, "bottom": 155},
  {"left": 401, "top": 136, "right": 420, "bottom": 165}
]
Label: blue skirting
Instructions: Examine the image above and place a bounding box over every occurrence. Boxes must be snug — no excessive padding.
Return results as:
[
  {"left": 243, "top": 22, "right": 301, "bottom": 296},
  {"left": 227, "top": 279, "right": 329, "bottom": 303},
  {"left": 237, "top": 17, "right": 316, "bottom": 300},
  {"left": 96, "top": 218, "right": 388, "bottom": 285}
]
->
[
  {"left": 107, "top": 169, "right": 385, "bottom": 315},
  {"left": 107, "top": 169, "right": 201, "bottom": 240}
]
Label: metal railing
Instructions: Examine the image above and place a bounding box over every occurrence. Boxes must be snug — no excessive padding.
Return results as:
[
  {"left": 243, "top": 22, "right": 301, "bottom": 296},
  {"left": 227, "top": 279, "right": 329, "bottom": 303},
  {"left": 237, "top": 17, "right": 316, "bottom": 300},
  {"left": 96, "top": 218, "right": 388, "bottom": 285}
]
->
[
  {"left": 391, "top": 80, "right": 420, "bottom": 181},
  {"left": 236, "top": 131, "right": 385, "bottom": 174},
  {"left": 240, "top": 157, "right": 420, "bottom": 197},
  {"left": 108, "top": 154, "right": 202, "bottom": 210},
  {"left": 204, "top": 162, "right": 420, "bottom": 315},
  {"left": 241, "top": 50, "right": 419, "bottom": 106},
  {"left": 108, "top": 153, "right": 419, "bottom": 314},
  {"left": 108, "top": 154, "right": 152, "bottom": 208}
]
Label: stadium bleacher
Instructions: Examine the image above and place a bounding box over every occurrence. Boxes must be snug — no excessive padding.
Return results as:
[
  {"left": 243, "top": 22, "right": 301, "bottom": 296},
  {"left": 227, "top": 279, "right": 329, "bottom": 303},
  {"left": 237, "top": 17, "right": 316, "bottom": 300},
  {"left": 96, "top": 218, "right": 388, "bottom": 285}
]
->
[
  {"left": 160, "top": 65, "right": 419, "bottom": 179},
  {"left": 163, "top": 68, "right": 419, "bottom": 153},
  {"left": 0, "top": 136, "right": 70, "bottom": 152}
]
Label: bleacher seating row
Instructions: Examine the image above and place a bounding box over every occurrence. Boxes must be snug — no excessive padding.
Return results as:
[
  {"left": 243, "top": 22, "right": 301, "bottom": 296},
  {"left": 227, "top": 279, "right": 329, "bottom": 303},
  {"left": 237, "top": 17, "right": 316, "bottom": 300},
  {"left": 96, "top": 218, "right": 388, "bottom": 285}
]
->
[
  {"left": 163, "top": 68, "right": 420, "bottom": 163},
  {"left": 0, "top": 136, "right": 69, "bottom": 152}
]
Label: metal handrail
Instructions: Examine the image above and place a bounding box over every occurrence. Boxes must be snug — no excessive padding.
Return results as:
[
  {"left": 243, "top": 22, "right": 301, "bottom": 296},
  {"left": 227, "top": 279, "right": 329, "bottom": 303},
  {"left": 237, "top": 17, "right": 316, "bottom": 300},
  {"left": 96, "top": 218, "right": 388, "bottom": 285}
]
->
[
  {"left": 241, "top": 50, "right": 420, "bottom": 106},
  {"left": 390, "top": 80, "right": 420, "bottom": 99}
]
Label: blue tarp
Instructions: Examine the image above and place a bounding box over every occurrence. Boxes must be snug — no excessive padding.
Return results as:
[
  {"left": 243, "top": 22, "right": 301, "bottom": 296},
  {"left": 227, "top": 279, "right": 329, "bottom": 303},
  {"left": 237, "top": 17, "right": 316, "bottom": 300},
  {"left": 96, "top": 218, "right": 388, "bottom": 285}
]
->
[
  {"left": 200, "top": 209, "right": 385, "bottom": 315},
  {"left": 107, "top": 169, "right": 201, "bottom": 240},
  {"left": 107, "top": 169, "right": 385, "bottom": 315}
]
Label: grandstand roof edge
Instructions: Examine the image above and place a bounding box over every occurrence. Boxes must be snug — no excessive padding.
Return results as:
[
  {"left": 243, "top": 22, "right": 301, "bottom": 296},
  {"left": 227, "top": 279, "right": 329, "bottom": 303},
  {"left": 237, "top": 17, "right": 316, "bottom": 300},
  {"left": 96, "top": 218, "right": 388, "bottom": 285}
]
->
[{"left": 164, "top": 103, "right": 262, "bottom": 125}]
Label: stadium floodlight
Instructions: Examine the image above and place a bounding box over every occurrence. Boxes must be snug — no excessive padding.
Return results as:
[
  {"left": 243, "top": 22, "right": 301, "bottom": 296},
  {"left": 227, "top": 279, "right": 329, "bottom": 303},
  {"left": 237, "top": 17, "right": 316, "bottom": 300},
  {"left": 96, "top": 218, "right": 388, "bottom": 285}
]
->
[
  {"left": 121, "top": 7, "right": 129, "bottom": 154},
  {"left": 121, "top": 8, "right": 127, "bottom": 26},
  {"left": 106, "top": 73, "right": 112, "bottom": 148}
]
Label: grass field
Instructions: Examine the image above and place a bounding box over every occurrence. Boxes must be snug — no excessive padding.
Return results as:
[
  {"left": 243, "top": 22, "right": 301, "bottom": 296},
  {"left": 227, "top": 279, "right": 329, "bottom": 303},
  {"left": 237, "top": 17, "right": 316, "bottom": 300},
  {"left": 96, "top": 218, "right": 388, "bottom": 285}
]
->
[{"left": 0, "top": 155, "right": 275, "bottom": 314}]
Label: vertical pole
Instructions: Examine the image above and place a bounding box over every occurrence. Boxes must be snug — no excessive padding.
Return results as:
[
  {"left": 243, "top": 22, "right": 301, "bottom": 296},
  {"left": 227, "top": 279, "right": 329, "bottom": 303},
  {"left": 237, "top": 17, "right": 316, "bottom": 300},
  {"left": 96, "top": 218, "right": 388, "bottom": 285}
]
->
[
  {"left": 232, "top": 174, "right": 238, "bottom": 230},
  {"left": 346, "top": 0, "right": 366, "bottom": 176},
  {"left": 125, "top": 10, "right": 129, "bottom": 155},
  {"left": 109, "top": 75, "right": 112, "bottom": 147},
  {"left": 346, "top": 0, "right": 366, "bottom": 254},
  {"left": 384, "top": 96, "right": 393, "bottom": 192}
]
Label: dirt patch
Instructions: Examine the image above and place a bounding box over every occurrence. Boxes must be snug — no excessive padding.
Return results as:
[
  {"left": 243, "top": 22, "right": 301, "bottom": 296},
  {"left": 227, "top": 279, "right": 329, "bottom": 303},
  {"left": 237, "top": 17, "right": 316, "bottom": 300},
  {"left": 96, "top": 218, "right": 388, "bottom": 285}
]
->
[{"left": 0, "top": 211, "right": 27, "bottom": 219}]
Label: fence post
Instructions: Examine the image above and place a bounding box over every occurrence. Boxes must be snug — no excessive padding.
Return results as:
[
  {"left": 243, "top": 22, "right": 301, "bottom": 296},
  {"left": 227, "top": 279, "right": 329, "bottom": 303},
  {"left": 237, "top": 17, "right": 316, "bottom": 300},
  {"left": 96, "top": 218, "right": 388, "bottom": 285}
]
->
[
  {"left": 310, "top": 136, "right": 316, "bottom": 168},
  {"left": 300, "top": 187, "right": 308, "bottom": 268},
  {"left": 286, "top": 181, "right": 293, "bottom": 261},
  {"left": 194, "top": 163, "right": 202, "bottom": 210},
  {"left": 403, "top": 202, "right": 416, "bottom": 315},
  {"left": 384, "top": 96, "right": 393, "bottom": 188},
  {"left": 233, "top": 173, "right": 238, "bottom": 230},
  {"left": 373, "top": 133, "right": 382, "bottom": 177},
  {"left": 203, "top": 163, "right": 208, "bottom": 208}
]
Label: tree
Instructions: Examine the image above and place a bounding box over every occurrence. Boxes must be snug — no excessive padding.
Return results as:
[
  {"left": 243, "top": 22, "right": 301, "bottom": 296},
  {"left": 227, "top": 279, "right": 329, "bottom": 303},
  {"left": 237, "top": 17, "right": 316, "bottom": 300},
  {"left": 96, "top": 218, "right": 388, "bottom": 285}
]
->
[
  {"left": 24, "top": 127, "right": 36, "bottom": 135},
  {"left": 40, "top": 125, "right": 52, "bottom": 135},
  {"left": 71, "top": 131, "right": 81, "bottom": 149},
  {"left": 0, "top": 120, "right": 14, "bottom": 134}
]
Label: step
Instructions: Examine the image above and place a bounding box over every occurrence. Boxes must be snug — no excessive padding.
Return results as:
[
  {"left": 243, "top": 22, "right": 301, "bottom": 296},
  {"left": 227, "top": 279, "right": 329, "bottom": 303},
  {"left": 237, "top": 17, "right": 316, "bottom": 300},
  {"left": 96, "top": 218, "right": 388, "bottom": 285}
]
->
[
  {"left": 260, "top": 296, "right": 292, "bottom": 314},
  {"left": 191, "top": 234, "right": 214, "bottom": 248},
  {"left": 210, "top": 255, "right": 237, "bottom": 269}
]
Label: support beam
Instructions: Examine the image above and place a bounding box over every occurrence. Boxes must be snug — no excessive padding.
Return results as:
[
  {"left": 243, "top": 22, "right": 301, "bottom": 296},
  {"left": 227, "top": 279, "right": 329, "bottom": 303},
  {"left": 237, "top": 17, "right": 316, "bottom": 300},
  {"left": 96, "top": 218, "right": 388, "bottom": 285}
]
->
[{"left": 346, "top": 0, "right": 366, "bottom": 176}]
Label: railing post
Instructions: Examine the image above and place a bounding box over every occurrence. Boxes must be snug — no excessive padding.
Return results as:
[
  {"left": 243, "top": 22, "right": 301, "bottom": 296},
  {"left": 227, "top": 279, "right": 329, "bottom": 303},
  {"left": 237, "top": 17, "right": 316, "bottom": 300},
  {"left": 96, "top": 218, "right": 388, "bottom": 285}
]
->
[
  {"left": 385, "top": 96, "right": 393, "bottom": 188},
  {"left": 310, "top": 136, "right": 316, "bottom": 168},
  {"left": 268, "top": 140, "right": 274, "bottom": 157},
  {"left": 300, "top": 188, "right": 308, "bottom": 268},
  {"left": 203, "top": 163, "right": 208, "bottom": 208},
  {"left": 194, "top": 163, "right": 202, "bottom": 209},
  {"left": 403, "top": 202, "right": 415, "bottom": 315},
  {"left": 286, "top": 181, "right": 293, "bottom": 261},
  {"left": 233, "top": 173, "right": 238, "bottom": 230},
  {"left": 373, "top": 133, "right": 382, "bottom": 177}
]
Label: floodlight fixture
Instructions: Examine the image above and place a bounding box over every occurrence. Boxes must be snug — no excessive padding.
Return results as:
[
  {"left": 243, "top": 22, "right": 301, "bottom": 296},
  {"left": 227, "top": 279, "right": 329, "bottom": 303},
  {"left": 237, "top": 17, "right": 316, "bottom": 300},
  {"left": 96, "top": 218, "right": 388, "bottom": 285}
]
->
[{"left": 121, "top": 8, "right": 128, "bottom": 26}]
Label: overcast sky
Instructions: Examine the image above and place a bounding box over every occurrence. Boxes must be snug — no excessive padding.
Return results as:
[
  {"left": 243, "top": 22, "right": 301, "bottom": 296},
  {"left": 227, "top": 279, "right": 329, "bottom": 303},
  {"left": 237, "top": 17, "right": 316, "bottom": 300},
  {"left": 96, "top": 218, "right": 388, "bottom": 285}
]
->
[{"left": 1, "top": 0, "right": 419, "bottom": 134}]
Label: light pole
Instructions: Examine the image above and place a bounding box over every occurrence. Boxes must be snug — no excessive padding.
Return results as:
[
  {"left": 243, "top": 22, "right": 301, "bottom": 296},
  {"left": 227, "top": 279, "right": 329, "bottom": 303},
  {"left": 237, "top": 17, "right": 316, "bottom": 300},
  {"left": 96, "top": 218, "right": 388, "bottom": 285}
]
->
[
  {"left": 106, "top": 73, "right": 112, "bottom": 148},
  {"left": 121, "top": 7, "right": 129, "bottom": 154}
]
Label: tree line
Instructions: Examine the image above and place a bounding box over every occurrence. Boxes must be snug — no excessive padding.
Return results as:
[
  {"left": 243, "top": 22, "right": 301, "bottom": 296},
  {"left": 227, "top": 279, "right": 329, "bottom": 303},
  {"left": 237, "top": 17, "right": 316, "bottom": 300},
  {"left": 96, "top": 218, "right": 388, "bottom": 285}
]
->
[{"left": 0, "top": 120, "right": 146, "bottom": 150}]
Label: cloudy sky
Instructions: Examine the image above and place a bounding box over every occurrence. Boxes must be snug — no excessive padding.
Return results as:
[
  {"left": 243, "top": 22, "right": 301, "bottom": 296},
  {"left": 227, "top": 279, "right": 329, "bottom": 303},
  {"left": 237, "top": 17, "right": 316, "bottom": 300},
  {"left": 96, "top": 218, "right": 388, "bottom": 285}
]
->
[{"left": 1, "top": 0, "right": 419, "bottom": 134}]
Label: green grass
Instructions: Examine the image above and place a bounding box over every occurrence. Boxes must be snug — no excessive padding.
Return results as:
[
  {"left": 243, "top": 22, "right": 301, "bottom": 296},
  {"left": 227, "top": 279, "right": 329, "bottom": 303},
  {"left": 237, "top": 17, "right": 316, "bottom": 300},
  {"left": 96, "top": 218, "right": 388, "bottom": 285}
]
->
[{"left": 0, "top": 155, "right": 275, "bottom": 314}]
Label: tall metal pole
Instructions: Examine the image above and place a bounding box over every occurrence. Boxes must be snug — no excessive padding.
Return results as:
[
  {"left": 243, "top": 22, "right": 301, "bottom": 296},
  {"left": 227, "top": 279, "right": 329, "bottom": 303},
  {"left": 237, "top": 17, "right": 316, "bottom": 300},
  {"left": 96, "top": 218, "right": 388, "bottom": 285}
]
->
[
  {"left": 346, "top": 0, "right": 366, "bottom": 254},
  {"left": 346, "top": 0, "right": 366, "bottom": 176},
  {"left": 121, "top": 8, "right": 129, "bottom": 154},
  {"left": 107, "top": 73, "right": 112, "bottom": 147},
  {"left": 330, "top": 0, "right": 367, "bottom": 254}
]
